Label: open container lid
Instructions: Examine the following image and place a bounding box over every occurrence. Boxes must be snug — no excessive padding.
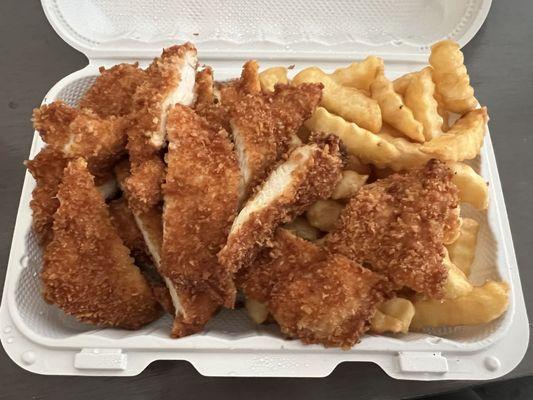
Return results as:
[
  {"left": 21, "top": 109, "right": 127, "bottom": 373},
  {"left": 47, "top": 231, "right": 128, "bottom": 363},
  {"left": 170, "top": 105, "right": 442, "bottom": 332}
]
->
[{"left": 42, "top": 0, "right": 492, "bottom": 61}]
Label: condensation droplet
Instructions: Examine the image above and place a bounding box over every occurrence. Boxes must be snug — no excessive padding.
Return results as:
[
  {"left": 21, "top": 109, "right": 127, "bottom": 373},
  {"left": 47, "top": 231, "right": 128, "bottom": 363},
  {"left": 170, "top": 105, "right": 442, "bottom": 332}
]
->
[{"left": 485, "top": 356, "right": 501, "bottom": 371}]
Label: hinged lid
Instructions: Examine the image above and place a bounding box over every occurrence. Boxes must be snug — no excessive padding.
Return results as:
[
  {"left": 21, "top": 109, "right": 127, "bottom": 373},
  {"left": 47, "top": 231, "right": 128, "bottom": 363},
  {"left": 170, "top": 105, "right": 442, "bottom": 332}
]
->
[{"left": 42, "top": 0, "right": 491, "bottom": 61}]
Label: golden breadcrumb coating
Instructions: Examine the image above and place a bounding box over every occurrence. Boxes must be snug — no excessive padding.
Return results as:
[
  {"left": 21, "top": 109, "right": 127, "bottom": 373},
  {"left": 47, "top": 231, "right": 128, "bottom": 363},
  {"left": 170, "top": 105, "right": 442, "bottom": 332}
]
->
[
  {"left": 42, "top": 158, "right": 160, "bottom": 329},
  {"left": 25, "top": 147, "right": 68, "bottom": 245},
  {"left": 32, "top": 101, "right": 128, "bottom": 179},
  {"left": 79, "top": 63, "right": 147, "bottom": 117},
  {"left": 326, "top": 159, "right": 459, "bottom": 298},
  {"left": 162, "top": 104, "right": 241, "bottom": 334},
  {"left": 126, "top": 43, "right": 197, "bottom": 213},
  {"left": 218, "top": 134, "right": 343, "bottom": 275},
  {"left": 230, "top": 82, "right": 323, "bottom": 199},
  {"left": 239, "top": 230, "right": 391, "bottom": 348}
]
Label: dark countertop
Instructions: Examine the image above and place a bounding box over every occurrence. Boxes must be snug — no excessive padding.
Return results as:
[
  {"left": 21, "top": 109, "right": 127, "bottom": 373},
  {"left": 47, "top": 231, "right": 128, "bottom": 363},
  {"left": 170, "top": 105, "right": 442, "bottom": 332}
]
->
[{"left": 1, "top": 1, "right": 532, "bottom": 399}]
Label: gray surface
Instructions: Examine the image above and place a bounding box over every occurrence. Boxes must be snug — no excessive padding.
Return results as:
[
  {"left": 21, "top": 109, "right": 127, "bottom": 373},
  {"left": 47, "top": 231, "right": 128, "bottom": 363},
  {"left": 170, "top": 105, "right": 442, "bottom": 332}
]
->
[{"left": 0, "top": 0, "right": 532, "bottom": 399}]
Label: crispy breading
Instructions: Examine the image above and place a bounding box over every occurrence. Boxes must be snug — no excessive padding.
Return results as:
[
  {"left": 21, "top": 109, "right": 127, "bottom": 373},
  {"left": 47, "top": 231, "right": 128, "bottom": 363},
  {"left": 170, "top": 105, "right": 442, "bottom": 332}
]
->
[
  {"left": 79, "top": 63, "right": 146, "bottom": 117},
  {"left": 41, "top": 158, "right": 160, "bottom": 329},
  {"left": 326, "top": 159, "right": 459, "bottom": 298},
  {"left": 32, "top": 101, "right": 128, "bottom": 179},
  {"left": 162, "top": 104, "right": 241, "bottom": 335},
  {"left": 25, "top": 147, "right": 68, "bottom": 245},
  {"left": 239, "top": 230, "right": 390, "bottom": 348},
  {"left": 125, "top": 43, "right": 198, "bottom": 213},
  {"left": 230, "top": 82, "right": 323, "bottom": 199},
  {"left": 219, "top": 134, "right": 343, "bottom": 275}
]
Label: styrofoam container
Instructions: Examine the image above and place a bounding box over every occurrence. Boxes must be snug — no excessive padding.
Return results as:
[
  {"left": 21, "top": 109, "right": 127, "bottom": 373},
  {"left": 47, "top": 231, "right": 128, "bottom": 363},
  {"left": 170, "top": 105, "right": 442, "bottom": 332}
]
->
[{"left": 0, "top": 0, "right": 528, "bottom": 379}]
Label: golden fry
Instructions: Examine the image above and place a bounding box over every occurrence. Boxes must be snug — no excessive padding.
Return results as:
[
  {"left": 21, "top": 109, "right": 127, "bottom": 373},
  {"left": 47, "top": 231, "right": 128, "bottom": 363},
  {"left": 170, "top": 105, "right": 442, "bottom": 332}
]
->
[
  {"left": 392, "top": 72, "right": 414, "bottom": 95},
  {"left": 449, "top": 162, "right": 489, "bottom": 209},
  {"left": 371, "top": 298, "right": 415, "bottom": 333},
  {"left": 371, "top": 72, "right": 424, "bottom": 142},
  {"left": 332, "top": 170, "right": 369, "bottom": 200},
  {"left": 306, "top": 199, "right": 344, "bottom": 232},
  {"left": 293, "top": 67, "right": 382, "bottom": 133},
  {"left": 259, "top": 67, "right": 289, "bottom": 92},
  {"left": 330, "top": 56, "right": 384, "bottom": 91},
  {"left": 376, "top": 125, "right": 432, "bottom": 171},
  {"left": 245, "top": 297, "right": 269, "bottom": 324},
  {"left": 447, "top": 218, "right": 480, "bottom": 276},
  {"left": 283, "top": 216, "right": 321, "bottom": 241}
]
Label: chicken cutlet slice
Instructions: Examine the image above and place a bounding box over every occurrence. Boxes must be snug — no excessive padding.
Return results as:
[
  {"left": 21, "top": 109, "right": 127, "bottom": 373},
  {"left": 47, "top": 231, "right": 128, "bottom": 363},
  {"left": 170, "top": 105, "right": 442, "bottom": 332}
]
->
[
  {"left": 218, "top": 133, "right": 343, "bottom": 275},
  {"left": 161, "top": 104, "right": 241, "bottom": 335},
  {"left": 79, "top": 62, "right": 147, "bottom": 118},
  {"left": 32, "top": 101, "right": 128, "bottom": 179},
  {"left": 230, "top": 82, "right": 323, "bottom": 200},
  {"left": 239, "top": 229, "right": 390, "bottom": 348},
  {"left": 125, "top": 43, "right": 198, "bottom": 213},
  {"left": 326, "top": 159, "right": 459, "bottom": 298},
  {"left": 41, "top": 158, "right": 160, "bottom": 329}
]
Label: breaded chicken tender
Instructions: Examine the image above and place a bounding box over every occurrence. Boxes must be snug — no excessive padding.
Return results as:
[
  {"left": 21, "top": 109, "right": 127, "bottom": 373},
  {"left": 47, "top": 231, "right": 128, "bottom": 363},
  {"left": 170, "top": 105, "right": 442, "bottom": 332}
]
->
[
  {"left": 162, "top": 104, "right": 241, "bottom": 336},
  {"left": 230, "top": 82, "right": 323, "bottom": 199},
  {"left": 41, "top": 158, "right": 160, "bottom": 329},
  {"left": 32, "top": 101, "right": 128, "bottom": 179},
  {"left": 219, "top": 134, "right": 343, "bottom": 275},
  {"left": 239, "top": 230, "right": 390, "bottom": 348},
  {"left": 79, "top": 62, "right": 147, "bottom": 118},
  {"left": 326, "top": 159, "right": 459, "bottom": 298},
  {"left": 125, "top": 43, "right": 197, "bottom": 213}
]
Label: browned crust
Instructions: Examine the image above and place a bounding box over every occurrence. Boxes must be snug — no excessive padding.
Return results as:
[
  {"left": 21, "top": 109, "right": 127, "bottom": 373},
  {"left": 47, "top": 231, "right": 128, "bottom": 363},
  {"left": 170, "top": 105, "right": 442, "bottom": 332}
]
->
[
  {"left": 230, "top": 83, "right": 323, "bottom": 198},
  {"left": 79, "top": 63, "right": 146, "bottom": 117},
  {"left": 41, "top": 158, "right": 160, "bottom": 329},
  {"left": 162, "top": 104, "right": 240, "bottom": 313},
  {"left": 25, "top": 147, "right": 68, "bottom": 245},
  {"left": 32, "top": 101, "right": 128, "bottom": 179},
  {"left": 240, "top": 230, "right": 391, "bottom": 348},
  {"left": 218, "top": 134, "right": 343, "bottom": 274},
  {"left": 326, "top": 159, "right": 459, "bottom": 298}
]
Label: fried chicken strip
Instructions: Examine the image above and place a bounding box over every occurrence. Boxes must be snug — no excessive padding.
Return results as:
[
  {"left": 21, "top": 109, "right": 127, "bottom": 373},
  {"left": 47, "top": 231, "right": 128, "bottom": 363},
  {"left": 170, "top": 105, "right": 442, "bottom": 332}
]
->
[
  {"left": 125, "top": 43, "right": 198, "bottom": 213},
  {"left": 326, "top": 159, "right": 459, "bottom": 298},
  {"left": 218, "top": 134, "right": 343, "bottom": 274},
  {"left": 239, "top": 229, "right": 390, "bottom": 348},
  {"left": 230, "top": 82, "right": 323, "bottom": 200},
  {"left": 41, "top": 158, "right": 160, "bottom": 329},
  {"left": 79, "top": 62, "right": 147, "bottom": 118},
  {"left": 162, "top": 104, "right": 241, "bottom": 336}
]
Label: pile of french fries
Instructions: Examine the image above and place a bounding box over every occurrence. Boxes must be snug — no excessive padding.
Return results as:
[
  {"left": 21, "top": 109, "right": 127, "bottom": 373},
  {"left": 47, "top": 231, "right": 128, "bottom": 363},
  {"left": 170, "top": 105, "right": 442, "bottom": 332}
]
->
[{"left": 252, "top": 40, "right": 508, "bottom": 335}]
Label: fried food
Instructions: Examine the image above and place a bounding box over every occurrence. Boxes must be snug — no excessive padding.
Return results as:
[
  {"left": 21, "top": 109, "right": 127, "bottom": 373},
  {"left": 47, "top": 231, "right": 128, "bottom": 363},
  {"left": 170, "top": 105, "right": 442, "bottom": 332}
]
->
[
  {"left": 449, "top": 162, "right": 489, "bottom": 209},
  {"left": 430, "top": 40, "right": 477, "bottom": 114},
  {"left": 239, "top": 230, "right": 390, "bottom": 348},
  {"left": 283, "top": 216, "right": 321, "bottom": 241},
  {"left": 32, "top": 101, "right": 128, "bottom": 178},
  {"left": 125, "top": 43, "right": 198, "bottom": 212},
  {"left": 305, "top": 107, "right": 400, "bottom": 168},
  {"left": 331, "top": 170, "right": 369, "bottom": 200},
  {"left": 245, "top": 297, "right": 269, "bottom": 324},
  {"left": 392, "top": 72, "right": 414, "bottom": 95},
  {"left": 79, "top": 62, "right": 147, "bottom": 117},
  {"left": 376, "top": 126, "right": 432, "bottom": 171},
  {"left": 370, "top": 71, "right": 424, "bottom": 142},
  {"left": 293, "top": 67, "right": 381, "bottom": 133},
  {"left": 259, "top": 66, "right": 289, "bottom": 92},
  {"left": 326, "top": 160, "right": 459, "bottom": 298},
  {"left": 370, "top": 298, "right": 415, "bottom": 334},
  {"left": 330, "top": 56, "right": 384, "bottom": 91},
  {"left": 41, "top": 158, "right": 160, "bottom": 329},
  {"left": 306, "top": 199, "right": 344, "bottom": 232},
  {"left": 162, "top": 104, "right": 241, "bottom": 335},
  {"left": 230, "top": 82, "right": 323, "bottom": 199},
  {"left": 219, "top": 134, "right": 343, "bottom": 274},
  {"left": 447, "top": 218, "right": 480, "bottom": 276},
  {"left": 404, "top": 67, "right": 443, "bottom": 141},
  {"left": 421, "top": 108, "right": 488, "bottom": 161}
]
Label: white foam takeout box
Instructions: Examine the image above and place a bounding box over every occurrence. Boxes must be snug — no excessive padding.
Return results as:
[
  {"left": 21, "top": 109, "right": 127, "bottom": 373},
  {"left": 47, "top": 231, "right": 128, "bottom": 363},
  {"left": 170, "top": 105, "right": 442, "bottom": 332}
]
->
[{"left": 0, "top": 0, "right": 528, "bottom": 379}]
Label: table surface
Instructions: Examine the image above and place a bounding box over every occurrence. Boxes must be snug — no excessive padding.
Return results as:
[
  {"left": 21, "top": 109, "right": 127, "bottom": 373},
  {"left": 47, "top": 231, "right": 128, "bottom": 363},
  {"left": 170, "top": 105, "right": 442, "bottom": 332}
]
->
[{"left": 1, "top": 1, "right": 532, "bottom": 399}]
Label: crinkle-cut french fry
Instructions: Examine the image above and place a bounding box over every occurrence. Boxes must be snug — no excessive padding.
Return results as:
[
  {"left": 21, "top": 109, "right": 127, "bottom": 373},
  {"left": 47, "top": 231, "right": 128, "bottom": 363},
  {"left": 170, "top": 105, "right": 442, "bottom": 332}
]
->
[
  {"left": 421, "top": 107, "right": 488, "bottom": 162},
  {"left": 376, "top": 125, "right": 432, "bottom": 171},
  {"left": 411, "top": 281, "right": 509, "bottom": 329},
  {"left": 245, "top": 297, "right": 269, "bottom": 324},
  {"left": 330, "top": 56, "right": 384, "bottom": 91},
  {"left": 306, "top": 199, "right": 344, "bottom": 232},
  {"left": 305, "top": 107, "right": 400, "bottom": 168},
  {"left": 447, "top": 218, "right": 480, "bottom": 276},
  {"left": 293, "top": 67, "right": 382, "bottom": 133},
  {"left": 449, "top": 162, "right": 489, "bottom": 209},
  {"left": 430, "top": 40, "right": 477, "bottom": 114},
  {"left": 371, "top": 298, "right": 415, "bottom": 333},
  {"left": 404, "top": 67, "right": 443, "bottom": 141},
  {"left": 443, "top": 250, "right": 473, "bottom": 299},
  {"left": 371, "top": 72, "right": 425, "bottom": 142},
  {"left": 392, "top": 72, "right": 414, "bottom": 95},
  {"left": 331, "top": 170, "right": 368, "bottom": 200},
  {"left": 259, "top": 67, "right": 289, "bottom": 92},
  {"left": 283, "top": 216, "right": 321, "bottom": 241}
]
